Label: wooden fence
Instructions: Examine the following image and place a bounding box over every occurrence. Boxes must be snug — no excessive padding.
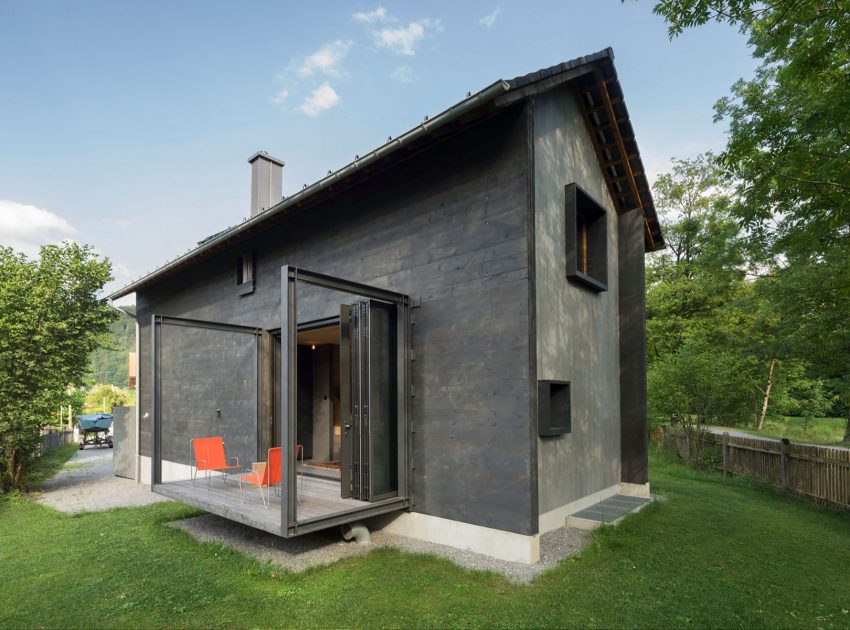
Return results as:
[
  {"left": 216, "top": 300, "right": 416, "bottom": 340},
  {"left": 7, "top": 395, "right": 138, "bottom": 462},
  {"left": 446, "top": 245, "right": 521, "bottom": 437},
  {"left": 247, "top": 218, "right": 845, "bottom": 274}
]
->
[
  {"left": 38, "top": 428, "right": 75, "bottom": 454},
  {"left": 662, "top": 428, "right": 850, "bottom": 510}
]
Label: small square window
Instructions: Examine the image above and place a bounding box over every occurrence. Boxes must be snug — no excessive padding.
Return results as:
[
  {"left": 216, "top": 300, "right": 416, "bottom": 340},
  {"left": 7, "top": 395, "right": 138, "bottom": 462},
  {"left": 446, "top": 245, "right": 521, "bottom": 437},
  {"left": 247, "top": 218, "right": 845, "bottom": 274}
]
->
[
  {"left": 236, "top": 252, "right": 255, "bottom": 296},
  {"left": 565, "top": 183, "right": 608, "bottom": 292},
  {"left": 538, "top": 380, "right": 571, "bottom": 437}
]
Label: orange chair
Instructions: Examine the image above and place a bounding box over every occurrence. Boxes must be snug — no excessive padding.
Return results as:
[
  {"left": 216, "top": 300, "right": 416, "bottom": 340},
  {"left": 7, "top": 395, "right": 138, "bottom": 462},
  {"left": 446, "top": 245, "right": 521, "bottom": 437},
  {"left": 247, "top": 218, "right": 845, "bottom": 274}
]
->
[
  {"left": 190, "top": 437, "right": 241, "bottom": 489},
  {"left": 240, "top": 447, "right": 282, "bottom": 508},
  {"left": 239, "top": 445, "right": 304, "bottom": 507}
]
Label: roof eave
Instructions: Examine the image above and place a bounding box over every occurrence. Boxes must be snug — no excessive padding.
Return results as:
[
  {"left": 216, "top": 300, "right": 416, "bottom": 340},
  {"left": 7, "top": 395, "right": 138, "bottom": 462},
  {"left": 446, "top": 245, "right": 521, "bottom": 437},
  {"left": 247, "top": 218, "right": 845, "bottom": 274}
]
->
[{"left": 108, "top": 80, "right": 511, "bottom": 300}]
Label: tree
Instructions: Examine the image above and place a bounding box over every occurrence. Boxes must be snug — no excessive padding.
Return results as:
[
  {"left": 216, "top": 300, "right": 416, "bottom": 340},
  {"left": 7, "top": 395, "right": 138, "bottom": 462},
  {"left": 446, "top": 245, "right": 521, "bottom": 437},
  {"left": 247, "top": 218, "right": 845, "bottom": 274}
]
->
[
  {"left": 88, "top": 305, "right": 135, "bottom": 387},
  {"left": 0, "top": 243, "right": 116, "bottom": 491},
  {"left": 646, "top": 154, "right": 745, "bottom": 363},
  {"left": 649, "top": 339, "right": 752, "bottom": 465},
  {"left": 647, "top": 156, "right": 761, "bottom": 439},
  {"left": 84, "top": 383, "right": 133, "bottom": 413},
  {"left": 644, "top": 0, "right": 850, "bottom": 440}
]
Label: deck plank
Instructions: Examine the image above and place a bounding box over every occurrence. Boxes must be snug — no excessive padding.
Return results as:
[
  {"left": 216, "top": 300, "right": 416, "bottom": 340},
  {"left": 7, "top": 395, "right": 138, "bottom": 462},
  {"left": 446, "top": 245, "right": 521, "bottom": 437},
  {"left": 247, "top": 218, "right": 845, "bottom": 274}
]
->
[{"left": 154, "top": 476, "right": 369, "bottom": 535}]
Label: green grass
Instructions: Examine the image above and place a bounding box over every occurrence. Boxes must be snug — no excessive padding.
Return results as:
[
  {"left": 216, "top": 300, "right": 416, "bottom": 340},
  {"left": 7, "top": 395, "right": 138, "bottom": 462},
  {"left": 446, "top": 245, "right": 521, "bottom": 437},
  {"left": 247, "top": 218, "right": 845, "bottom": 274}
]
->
[
  {"left": 713, "top": 416, "right": 848, "bottom": 446},
  {"left": 2, "top": 451, "right": 849, "bottom": 629},
  {"left": 21, "top": 443, "right": 78, "bottom": 491}
]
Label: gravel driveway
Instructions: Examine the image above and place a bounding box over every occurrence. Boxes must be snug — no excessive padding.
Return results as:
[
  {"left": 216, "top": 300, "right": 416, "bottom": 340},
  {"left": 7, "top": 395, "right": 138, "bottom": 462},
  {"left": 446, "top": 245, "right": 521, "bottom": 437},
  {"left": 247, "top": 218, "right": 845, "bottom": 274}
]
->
[{"left": 34, "top": 447, "right": 168, "bottom": 513}]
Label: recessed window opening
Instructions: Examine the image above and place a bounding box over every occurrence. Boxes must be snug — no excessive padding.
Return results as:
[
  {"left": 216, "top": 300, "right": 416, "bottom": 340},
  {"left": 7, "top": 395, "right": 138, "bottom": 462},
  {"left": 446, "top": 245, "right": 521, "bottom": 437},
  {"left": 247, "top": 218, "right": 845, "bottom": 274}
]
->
[
  {"left": 237, "top": 252, "right": 255, "bottom": 295},
  {"left": 565, "top": 183, "right": 608, "bottom": 292},
  {"left": 538, "top": 380, "right": 571, "bottom": 437}
]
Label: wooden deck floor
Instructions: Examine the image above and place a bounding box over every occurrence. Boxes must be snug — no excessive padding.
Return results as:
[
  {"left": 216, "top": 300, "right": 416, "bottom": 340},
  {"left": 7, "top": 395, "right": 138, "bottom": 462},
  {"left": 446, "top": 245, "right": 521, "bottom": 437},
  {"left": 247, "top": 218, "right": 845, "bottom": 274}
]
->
[{"left": 154, "top": 474, "right": 367, "bottom": 536}]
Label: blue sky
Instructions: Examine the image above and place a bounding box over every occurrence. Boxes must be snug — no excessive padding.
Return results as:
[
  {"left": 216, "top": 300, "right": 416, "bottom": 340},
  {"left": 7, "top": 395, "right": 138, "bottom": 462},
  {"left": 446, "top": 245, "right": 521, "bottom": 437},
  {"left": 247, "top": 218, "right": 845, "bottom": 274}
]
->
[{"left": 0, "top": 1, "right": 756, "bottom": 301}]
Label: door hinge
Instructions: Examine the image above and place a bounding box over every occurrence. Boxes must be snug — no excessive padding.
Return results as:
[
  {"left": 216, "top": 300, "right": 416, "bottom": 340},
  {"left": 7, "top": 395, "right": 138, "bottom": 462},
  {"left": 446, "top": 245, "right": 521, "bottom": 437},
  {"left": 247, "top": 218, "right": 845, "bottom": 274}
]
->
[{"left": 410, "top": 384, "right": 416, "bottom": 398}]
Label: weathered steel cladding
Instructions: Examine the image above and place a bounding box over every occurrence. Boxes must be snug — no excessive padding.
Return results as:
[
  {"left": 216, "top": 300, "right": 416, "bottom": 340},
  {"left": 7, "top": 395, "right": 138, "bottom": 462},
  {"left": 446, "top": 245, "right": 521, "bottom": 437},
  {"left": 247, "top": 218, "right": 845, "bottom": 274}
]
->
[
  {"left": 136, "top": 105, "right": 535, "bottom": 535},
  {"left": 533, "top": 84, "right": 623, "bottom": 513},
  {"left": 618, "top": 208, "right": 648, "bottom": 484},
  {"left": 157, "top": 324, "right": 259, "bottom": 469}
]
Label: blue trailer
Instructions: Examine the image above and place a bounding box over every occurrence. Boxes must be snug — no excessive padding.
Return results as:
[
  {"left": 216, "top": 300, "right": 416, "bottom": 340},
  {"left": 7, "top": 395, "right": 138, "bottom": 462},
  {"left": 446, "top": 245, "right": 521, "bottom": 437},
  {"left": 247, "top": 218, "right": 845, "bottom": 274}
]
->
[{"left": 76, "top": 413, "right": 113, "bottom": 449}]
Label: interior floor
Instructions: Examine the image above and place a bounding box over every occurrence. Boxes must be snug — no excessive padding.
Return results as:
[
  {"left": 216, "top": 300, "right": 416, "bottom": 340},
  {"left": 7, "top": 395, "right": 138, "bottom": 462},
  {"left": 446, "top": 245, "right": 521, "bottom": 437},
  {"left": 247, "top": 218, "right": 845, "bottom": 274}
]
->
[
  {"left": 154, "top": 475, "right": 367, "bottom": 536},
  {"left": 298, "top": 460, "right": 341, "bottom": 480}
]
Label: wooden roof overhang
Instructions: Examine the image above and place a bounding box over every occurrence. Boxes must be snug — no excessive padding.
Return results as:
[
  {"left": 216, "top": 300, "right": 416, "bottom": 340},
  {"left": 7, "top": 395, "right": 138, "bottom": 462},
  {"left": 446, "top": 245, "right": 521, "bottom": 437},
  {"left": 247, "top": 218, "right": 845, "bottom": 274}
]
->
[
  {"left": 576, "top": 61, "right": 663, "bottom": 251},
  {"left": 109, "top": 48, "right": 662, "bottom": 300},
  {"left": 501, "top": 49, "right": 664, "bottom": 252}
]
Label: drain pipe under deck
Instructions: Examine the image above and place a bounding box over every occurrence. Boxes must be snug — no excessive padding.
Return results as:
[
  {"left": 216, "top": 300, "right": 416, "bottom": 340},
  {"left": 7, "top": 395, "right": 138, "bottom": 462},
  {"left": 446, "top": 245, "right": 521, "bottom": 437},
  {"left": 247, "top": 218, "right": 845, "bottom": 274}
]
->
[{"left": 341, "top": 522, "right": 371, "bottom": 545}]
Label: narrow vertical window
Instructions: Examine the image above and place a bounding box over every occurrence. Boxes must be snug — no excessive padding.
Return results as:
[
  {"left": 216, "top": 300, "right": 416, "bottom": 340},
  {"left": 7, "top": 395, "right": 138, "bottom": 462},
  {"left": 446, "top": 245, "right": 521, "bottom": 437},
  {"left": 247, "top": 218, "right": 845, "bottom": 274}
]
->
[
  {"left": 236, "top": 252, "right": 255, "bottom": 295},
  {"left": 565, "top": 183, "right": 608, "bottom": 292}
]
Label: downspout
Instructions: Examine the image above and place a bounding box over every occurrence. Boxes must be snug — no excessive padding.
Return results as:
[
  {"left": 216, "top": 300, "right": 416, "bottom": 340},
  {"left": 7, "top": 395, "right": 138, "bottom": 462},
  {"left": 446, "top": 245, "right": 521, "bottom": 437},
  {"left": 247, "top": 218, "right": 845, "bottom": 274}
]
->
[
  {"left": 134, "top": 321, "right": 141, "bottom": 484},
  {"left": 341, "top": 522, "right": 371, "bottom": 545}
]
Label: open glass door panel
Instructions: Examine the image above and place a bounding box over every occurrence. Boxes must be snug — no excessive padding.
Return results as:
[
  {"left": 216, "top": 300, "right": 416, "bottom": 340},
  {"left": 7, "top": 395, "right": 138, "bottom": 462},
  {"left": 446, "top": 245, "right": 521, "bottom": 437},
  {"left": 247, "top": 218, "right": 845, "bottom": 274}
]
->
[
  {"left": 341, "top": 300, "right": 398, "bottom": 502},
  {"left": 282, "top": 267, "right": 411, "bottom": 537}
]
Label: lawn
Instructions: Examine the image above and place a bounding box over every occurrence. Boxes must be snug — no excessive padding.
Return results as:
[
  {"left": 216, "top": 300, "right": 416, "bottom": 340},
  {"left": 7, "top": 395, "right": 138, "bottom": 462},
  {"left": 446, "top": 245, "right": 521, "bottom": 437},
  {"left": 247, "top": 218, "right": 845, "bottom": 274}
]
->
[
  {"left": 712, "top": 416, "right": 848, "bottom": 446},
  {"left": 1, "top": 450, "right": 849, "bottom": 629}
]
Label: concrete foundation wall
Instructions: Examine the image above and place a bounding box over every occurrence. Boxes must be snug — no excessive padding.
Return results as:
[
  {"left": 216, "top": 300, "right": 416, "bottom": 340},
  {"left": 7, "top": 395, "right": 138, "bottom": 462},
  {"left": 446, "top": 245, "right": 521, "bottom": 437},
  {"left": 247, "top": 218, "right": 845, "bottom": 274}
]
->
[
  {"left": 112, "top": 405, "right": 136, "bottom": 479},
  {"left": 533, "top": 85, "right": 622, "bottom": 516}
]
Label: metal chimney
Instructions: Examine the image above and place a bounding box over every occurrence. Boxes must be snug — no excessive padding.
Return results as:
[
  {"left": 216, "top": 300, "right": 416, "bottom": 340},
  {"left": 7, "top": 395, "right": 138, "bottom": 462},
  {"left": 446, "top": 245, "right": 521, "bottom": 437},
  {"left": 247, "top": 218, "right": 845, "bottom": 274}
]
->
[{"left": 248, "top": 151, "right": 284, "bottom": 217}]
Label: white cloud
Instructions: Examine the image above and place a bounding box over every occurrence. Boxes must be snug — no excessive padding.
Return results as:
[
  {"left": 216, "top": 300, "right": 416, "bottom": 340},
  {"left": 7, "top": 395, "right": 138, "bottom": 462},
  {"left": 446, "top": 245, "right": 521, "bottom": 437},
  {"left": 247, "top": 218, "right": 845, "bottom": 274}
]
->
[
  {"left": 374, "top": 18, "right": 441, "bottom": 56},
  {"left": 390, "top": 65, "right": 414, "bottom": 83},
  {"left": 272, "top": 88, "right": 289, "bottom": 107},
  {"left": 297, "top": 40, "right": 353, "bottom": 78},
  {"left": 297, "top": 83, "right": 340, "bottom": 117},
  {"left": 352, "top": 6, "right": 394, "bottom": 23},
  {"left": 480, "top": 6, "right": 502, "bottom": 29},
  {"left": 0, "top": 200, "right": 78, "bottom": 258}
]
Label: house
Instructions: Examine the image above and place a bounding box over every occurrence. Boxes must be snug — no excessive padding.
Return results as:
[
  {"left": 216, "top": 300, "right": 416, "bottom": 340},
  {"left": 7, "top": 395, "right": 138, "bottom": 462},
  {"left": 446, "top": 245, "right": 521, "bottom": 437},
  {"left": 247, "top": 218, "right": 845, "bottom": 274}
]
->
[
  {"left": 109, "top": 48, "right": 663, "bottom": 564},
  {"left": 127, "top": 352, "right": 136, "bottom": 389}
]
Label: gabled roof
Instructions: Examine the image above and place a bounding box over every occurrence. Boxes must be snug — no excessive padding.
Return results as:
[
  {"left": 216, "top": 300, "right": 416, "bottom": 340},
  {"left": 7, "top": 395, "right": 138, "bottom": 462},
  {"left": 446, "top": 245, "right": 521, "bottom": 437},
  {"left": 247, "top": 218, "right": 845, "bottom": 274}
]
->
[{"left": 109, "top": 48, "right": 663, "bottom": 300}]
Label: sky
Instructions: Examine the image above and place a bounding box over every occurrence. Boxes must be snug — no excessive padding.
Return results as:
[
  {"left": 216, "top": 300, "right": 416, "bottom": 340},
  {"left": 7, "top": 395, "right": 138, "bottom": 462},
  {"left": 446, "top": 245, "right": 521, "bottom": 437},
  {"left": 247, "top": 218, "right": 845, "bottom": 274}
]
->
[{"left": 0, "top": 1, "right": 757, "bottom": 303}]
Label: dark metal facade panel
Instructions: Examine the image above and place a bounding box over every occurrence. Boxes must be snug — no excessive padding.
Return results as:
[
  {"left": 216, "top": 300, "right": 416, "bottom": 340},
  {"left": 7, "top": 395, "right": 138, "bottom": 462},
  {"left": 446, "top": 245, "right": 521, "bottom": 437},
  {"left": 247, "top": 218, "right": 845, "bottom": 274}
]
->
[
  {"left": 533, "top": 85, "right": 623, "bottom": 513},
  {"left": 618, "top": 208, "right": 649, "bottom": 484},
  {"left": 111, "top": 405, "right": 135, "bottom": 479},
  {"left": 153, "top": 317, "right": 261, "bottom": 473},
  {"left": 136, "top": 106, "right": 536, "bottom": 535}
]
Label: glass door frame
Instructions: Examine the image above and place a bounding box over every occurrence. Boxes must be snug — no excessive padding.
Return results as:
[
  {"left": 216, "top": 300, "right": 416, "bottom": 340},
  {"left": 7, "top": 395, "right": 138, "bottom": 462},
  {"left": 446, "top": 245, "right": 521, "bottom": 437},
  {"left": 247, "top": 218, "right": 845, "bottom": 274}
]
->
[{"left": 281, "top": 266, "right": 412, "bottom": 537}]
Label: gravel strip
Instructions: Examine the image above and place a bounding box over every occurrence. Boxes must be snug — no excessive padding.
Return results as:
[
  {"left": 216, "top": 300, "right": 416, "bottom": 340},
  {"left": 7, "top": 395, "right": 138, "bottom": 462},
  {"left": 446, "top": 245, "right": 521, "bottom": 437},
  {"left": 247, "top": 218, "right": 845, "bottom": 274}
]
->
[
  {"left": 34, "top": 447, "right": 168, "bottom": 513},
  {"left": 169, "top": 513, "right": 591, "bottom": 583}
]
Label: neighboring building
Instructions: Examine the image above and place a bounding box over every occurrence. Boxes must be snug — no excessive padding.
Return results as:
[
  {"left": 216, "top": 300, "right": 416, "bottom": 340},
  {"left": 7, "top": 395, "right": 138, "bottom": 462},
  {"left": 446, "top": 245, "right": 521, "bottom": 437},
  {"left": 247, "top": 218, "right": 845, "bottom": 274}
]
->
[
  {"left": 127, "top": 352, "right": 136, "bottom": 389},
  {"left": 109, "top": 48, "right": 663, "bottom": 563}
]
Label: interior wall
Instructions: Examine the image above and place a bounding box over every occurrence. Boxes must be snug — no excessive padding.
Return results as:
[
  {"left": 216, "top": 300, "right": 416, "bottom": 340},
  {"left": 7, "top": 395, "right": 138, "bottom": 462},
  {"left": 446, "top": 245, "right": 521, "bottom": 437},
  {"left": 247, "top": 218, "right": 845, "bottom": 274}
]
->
[
  {"left": 533, "top": 84, "right": 622, "bottom": 514},
  {"left": 331, "top": 345, "right": 341, "bottom": 461},
  {"left": 296, "top": 345, "right": 314, "bottom": 459},
  {"left": 311, "top": 345, "right": 332, "bottom": 462}
]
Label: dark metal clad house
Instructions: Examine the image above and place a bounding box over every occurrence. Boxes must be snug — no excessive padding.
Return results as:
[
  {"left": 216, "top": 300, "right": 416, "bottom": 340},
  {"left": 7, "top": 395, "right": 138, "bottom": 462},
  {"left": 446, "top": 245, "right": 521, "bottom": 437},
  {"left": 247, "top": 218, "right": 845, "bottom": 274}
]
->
[{"left": 110, "top": 48, "right": 662, "bottom": 564}]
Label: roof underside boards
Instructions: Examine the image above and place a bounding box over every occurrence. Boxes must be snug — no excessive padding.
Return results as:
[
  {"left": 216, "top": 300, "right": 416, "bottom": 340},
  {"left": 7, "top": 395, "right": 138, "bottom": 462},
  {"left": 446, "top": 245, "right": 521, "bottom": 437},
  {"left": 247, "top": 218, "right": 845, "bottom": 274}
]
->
[{"left": 109, "top": 47, "right": 663, "bottom": 300}]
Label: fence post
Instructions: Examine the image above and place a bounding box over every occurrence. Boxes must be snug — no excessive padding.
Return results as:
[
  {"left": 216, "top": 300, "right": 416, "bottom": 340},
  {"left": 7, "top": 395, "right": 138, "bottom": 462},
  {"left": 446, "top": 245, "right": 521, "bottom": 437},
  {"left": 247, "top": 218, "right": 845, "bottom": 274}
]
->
[
  {"left": 722, "top": 432, "right": 729, "bottom": 477},
  {"left": 779, "top": 438, "right": 790, "bottom": 490}
]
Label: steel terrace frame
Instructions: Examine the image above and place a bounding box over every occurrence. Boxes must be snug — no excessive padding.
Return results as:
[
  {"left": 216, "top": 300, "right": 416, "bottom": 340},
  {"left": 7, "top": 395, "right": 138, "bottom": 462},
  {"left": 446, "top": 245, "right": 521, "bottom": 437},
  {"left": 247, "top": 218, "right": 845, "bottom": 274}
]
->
[
  {"left": 150, "top": 314, "right": 263, "bottom": 487},
  {"left": 281, "top": 266, "right": 412, "bottom": 537}
]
